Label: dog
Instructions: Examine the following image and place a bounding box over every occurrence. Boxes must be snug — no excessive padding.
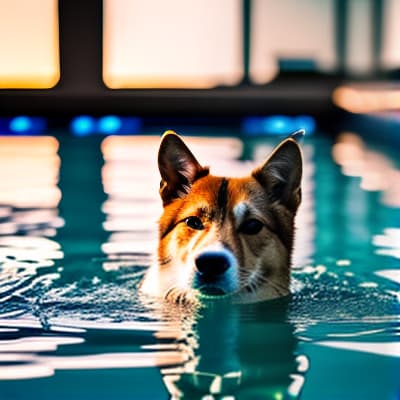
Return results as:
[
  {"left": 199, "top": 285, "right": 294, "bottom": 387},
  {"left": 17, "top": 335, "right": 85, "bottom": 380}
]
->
[{"left": 140, "top": 130, "right": 303, "bottom": 305}]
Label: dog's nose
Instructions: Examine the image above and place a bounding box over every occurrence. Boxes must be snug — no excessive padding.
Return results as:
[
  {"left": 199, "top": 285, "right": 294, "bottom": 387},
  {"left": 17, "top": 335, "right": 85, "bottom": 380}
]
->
[{"left": 195, "top": 252, "right": 231, "bottom": 279}]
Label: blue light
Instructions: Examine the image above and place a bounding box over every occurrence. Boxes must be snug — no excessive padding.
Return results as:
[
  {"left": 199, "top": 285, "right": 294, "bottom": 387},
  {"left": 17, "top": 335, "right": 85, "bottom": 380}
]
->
[
  {"left": 293, "top": 115, "right": 316, "bottom": 134},
  {"left": 241, "top": 117, "right": 262, "bottom": 135},
  {"left": 70, "top": 116, "right": 96, "bottom": 136},
  {"left": 262, "top": 115, "right": 294, "bottom": 134},
  {"left": 7, "top": 116, "right": 47, "bottom": 135},
  {"left": 102, "top": 116, "right": 142, "bottom": 135},
  {"left": 119, "top": 117, "right": 142, "bottom": 134},
  {"left": 9, "top": 116, "right": 32, "bottom": 133},
  {"left": 98, "top": 115, "right": 122, "bottom": 134},
  {"left": 242, "top": 115, "right": 316, "bottom": 136}
]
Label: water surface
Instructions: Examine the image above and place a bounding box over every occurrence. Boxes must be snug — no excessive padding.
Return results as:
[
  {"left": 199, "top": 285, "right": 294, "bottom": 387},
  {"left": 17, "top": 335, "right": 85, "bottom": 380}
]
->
[{"left": 0, "top": 132, "right": 399, "bottom": 399}]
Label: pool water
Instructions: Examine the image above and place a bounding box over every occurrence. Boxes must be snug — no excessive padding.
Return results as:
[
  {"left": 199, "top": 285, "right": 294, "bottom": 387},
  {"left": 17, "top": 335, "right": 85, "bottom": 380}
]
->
[{"left": 0, "top": 131, "right": 399, "bottom": 400}]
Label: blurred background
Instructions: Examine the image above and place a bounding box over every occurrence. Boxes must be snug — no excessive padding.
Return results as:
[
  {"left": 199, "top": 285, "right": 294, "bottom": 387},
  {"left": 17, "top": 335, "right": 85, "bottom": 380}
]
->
[{"left": 0, "top": 0, "right": 400, "bottom": 133}]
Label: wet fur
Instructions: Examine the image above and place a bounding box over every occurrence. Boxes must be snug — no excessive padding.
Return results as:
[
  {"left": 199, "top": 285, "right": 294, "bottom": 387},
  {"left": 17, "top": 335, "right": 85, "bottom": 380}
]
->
[{"left": 141, "top": 131, "right": 303, "bottom": 305}]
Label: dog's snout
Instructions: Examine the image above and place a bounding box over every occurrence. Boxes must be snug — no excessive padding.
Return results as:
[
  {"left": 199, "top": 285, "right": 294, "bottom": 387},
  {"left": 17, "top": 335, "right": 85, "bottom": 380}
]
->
[{"left": 195, "top": 252, "right": 231, "bottom": 278}]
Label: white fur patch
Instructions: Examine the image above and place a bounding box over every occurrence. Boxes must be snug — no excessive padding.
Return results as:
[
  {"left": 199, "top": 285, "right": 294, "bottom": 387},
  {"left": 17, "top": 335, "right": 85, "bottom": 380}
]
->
[{"left": 233, "top": 202, "right": 248, "bottom": 226}]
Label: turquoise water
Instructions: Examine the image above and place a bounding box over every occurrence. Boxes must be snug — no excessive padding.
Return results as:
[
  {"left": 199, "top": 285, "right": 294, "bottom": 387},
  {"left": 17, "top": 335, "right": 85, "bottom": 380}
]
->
[{"left": 0, "top": 131, "right": 399, "bottom": 399}]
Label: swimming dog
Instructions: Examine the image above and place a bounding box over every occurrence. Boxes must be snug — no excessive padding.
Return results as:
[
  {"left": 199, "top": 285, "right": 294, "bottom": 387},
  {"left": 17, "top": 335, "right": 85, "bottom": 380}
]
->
[{"left": 141, "top": 130, "right": 303, "bottom": 305}]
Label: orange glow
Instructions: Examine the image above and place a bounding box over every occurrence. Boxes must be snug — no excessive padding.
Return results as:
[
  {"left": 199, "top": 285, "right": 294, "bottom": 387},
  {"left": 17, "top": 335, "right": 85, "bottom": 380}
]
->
[
  {"left": 0, "top": 136, "right": 59, "bottom": 155},
  {"left": 101, "top": 135, "right": 242, "bottom": 162},
  {"left": 0, "top": 136, "right": 61, "bottom": 208},
  {"left": 101, "top": 135, "right": 159, "bottom": 161},
  {"left": 333, "top": 85, "right": 400, "bottom": 113},
  {"left": 103, "top": 0, "right": 243, "bottom": 88},
  {"left": 101, "top": 135, "right": 161, "bottom": 260},
  {"left": 0, "top": 0, "right": 59, "bottom": 88},
  {"left": 102, "top": 199, "right": 160, "bottom": 217}
]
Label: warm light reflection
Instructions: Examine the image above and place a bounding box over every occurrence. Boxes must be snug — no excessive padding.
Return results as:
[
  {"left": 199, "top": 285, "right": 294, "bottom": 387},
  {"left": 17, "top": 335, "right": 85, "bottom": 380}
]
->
[
  {"left": 103, "top": 0, "right": 242, "bottom": 88},
  {"left": 373, "top": 228, "right": 400, "bottom": 260},
  {"left": 0, "top": 0, "right": 59, "bottom": 88},
  {"left": 0, "top": 318, "right": 174, "bottom": 332},
  {"left": 0, "top": 236, "right": 63, "bottom": 261},
  {"left": 332, "top": 132, "right": 400, "bottom": 207},
  {"left": 0, "top": 340, "right": 186, "bottom": 380},
  {"left": 0, "top": 336, "right": 83, "bottom": 352},
  {"left": 0, "top": 317, "right": 189, "bottom": 381},
  {"left": 101, "top": 135, "right": 242, "bottom": 162},
  {"left": 101, "top": 239, "right": 157, "bottom": 256},
  {"left": 0, "top": 136, "right": 61, "bottom": 208},
  {"left": 375, "top": 269, "right": 400, "bottom": 284},
  {"left": 316, "top": 340, "right": 400, "bottom": 357},
  {"left": 44, "top": 351, "right": 187, "bottom": 369},
  {"left": 101, "top": 136, "right": 160, "bottom": 258},
  {"left": 0, "top": 359, "right": 53, "bottom": 380},
  {"left": 0, "top": 136, "right": 59, "bottom": 154},
  {"left": 101, "top": 199, "right": 159, "bottom": 217},
  {"left": 0, "top": 351, "right": 187, "bottom": 380},
  {"left": 333, "top": 85, "right": 400, "bottom": 113},
  {"left": 0, "top": 136, "right": 63, "bottom": 297}
]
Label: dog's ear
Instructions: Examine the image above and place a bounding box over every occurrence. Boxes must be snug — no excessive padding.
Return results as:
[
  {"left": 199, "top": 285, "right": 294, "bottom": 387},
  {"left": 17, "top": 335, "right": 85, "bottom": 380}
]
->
[
  {"left": 158, "top": 131, "right": 209, "bottom": 205},
  {"left": 252, "top": 136, "right": 303, "bottom": 211}
]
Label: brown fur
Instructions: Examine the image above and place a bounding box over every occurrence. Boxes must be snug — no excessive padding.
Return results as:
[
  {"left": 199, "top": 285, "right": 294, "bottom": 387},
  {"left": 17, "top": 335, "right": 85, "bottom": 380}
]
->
[{"left": 140, "top": 130, "right": 303, "bottom": 305}]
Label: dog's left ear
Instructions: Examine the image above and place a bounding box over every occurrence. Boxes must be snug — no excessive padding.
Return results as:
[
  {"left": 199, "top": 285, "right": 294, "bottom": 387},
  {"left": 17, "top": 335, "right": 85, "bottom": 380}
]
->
[
  {"left": 252, "top": 135, "right": 303, "bottom": 211},
  {"left": 158, "top": 131, "right": 209, "bottom": 205}
]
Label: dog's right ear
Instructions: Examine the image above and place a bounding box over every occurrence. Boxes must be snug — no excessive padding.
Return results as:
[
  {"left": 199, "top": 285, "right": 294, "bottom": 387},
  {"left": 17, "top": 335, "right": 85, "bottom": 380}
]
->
[{"left": 158, "top": 131, "right": 209, "bottom": 205}]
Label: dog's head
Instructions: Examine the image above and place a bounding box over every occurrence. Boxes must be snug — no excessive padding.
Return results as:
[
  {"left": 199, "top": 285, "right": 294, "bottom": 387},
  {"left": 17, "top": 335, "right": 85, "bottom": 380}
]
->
[{"left": 145, "top": 130, "right": 303, "bottom": 305}]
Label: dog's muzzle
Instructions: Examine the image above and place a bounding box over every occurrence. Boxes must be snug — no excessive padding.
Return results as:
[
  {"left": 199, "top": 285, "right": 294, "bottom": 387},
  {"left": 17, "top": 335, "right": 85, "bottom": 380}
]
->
[{"left": 193, "top": 247, "right": 238, "bottom": 297}]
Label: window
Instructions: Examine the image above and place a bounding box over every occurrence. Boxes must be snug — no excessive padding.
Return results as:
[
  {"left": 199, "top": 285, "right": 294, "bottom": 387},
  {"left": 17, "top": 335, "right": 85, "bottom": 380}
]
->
[
  {"left": 0, "top": 0, "right": 59, "bottom": 88},
  {"left": 103, "top": 0, "right": 243, "bottom": 88}
]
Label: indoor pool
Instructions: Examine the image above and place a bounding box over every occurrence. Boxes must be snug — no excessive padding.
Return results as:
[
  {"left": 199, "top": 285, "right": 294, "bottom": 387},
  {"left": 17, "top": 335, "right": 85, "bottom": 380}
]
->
[{"left": 0, "top": 129, "right": 399, "bottom": 400}]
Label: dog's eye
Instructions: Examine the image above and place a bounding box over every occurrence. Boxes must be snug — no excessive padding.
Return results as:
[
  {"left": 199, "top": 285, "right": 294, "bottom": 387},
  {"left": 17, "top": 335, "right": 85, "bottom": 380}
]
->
[
  {"left": 184, "top": 216, "right": 204, "bottom": 230},
  {"left": 239, "top": 219, "right": 263, "bottom": 235}
]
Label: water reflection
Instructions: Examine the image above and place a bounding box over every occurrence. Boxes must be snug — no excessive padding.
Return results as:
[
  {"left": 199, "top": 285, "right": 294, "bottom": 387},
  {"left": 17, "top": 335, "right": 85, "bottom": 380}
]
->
[
  {"left": 0, "top": 136, "right": 61, "bottom": 209},
  {"left": 373, "top": 228, "right": 400, "bottom": 259},
  {"left": 1, "top": 301, "right": 306, "bottom": 399},
  {"left": 0, "top": 136, "right": 62, "bottom": 238},
  {"left": 0, "top": 136, "right": 64, "bottom": 320},
  {"left": 101, "top": 136, "right": 162, "bottom": 258},
  {"left": 0, "top": 318, "right": 186, "bottom": 387},
  {"left": 332, "top": 132, "right": 400, "bottom": 207},
  {"left": 163, "top": 300, "right": 306, "bottom": 399}
]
